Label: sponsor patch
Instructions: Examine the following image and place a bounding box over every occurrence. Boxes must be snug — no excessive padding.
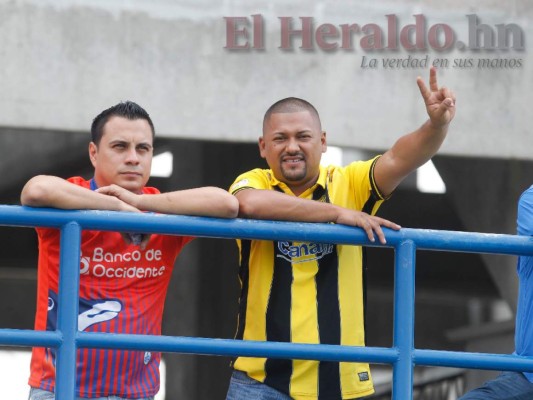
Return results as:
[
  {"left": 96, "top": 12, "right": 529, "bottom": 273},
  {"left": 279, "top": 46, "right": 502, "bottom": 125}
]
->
[
  {"left": 231, "top": 179, "right": 249, "bottom": 191},
  {"left": 276, "top": 241, "right": 334, "bottom": 264}
]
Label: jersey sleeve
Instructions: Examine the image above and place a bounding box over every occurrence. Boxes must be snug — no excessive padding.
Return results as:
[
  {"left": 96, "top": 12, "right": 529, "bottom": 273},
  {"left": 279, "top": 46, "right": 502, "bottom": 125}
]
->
[
  {"left": 229, "top": 169, "right": 272, "bottom": 194},
  {"left": 344, "top": 156, "right": 386, "bottom": 215},
  {"left": 34, "top": 176, "right": 89, "bottom": 237}
]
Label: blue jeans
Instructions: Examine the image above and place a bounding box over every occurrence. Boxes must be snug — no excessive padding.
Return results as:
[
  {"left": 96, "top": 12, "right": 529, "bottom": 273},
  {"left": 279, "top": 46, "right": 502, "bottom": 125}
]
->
[
  {"left": 226, "top": 370, "right": 292, "bottom": 400},
  {"left": 458, "top": 371, "right": 533, "bottom": 400},
  {"left": 225, "top": 370, "right": 365, "bottom": 400},
  {"left": 29, "top": 387, "right": 154, "bottom": 400}
]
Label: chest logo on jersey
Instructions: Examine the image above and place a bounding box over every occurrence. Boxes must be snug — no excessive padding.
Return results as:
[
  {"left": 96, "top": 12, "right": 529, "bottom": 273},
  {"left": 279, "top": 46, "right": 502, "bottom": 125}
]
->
[
  {"left": 276, "top": 241, "right": 334, "bottom": 264},
  {"left": 79, "top": 247, "right": 167, "bottom": 279}
]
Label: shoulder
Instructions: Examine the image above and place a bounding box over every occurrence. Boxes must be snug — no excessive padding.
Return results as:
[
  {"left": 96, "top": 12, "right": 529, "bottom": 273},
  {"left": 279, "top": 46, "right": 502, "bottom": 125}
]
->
[
  {"left": 518, "top": 185, "right": 533, "bottom": 235},
  {"left": 328, "top": 157, "right": 379, "bottom": 185},
  {"left": 518, "top": 186, "right": 533, "bottom": 213},
  {"left": 230, "top": 168, "right": 272, "bottom": 194},
  {"left": 520, "top": 186, "right": 533, "bottom": 202},
  {"left": 342, "top": 156, "right": 380, "bottom": 175}
]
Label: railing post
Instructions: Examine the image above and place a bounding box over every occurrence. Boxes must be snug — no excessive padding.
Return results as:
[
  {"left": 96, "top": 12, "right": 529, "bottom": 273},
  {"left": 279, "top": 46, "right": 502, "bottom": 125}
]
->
[
  {"left": 392, "top": 239, "right": 416, "bottom": 400},
  {"left": 55, "top": 222, "right": 82, "bottom": 400}
]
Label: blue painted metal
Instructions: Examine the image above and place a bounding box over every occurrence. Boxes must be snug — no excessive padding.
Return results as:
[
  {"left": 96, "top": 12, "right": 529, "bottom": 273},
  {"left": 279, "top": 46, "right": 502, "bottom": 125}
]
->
[
  {"left": 0, "top": 329, "right": 61, "bottom": 347},
  {"left": 1, "top": 205, "right": 532, "bottom": 256},
  {"left": 414, "top": 349, "right": 533, "bottom": 372},
  {"left": 0, "top": 205, "right": 533, "bottom": 400},
  {"left": 55, "top": 222, "right": 82, "bottom": 399},
  {"left": 392, "top": 240, "right": 417, "bottom": 400},
  {"left": 77, "top": 332, "right": 400, "bottom": 364}
]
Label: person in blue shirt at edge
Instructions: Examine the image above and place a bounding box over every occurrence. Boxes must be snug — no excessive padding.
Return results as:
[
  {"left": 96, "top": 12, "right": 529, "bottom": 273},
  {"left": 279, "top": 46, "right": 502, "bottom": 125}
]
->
[
  {"left": 226, "top": 67, "right": 456, "bottom": 400},
  {"left": 458, "top": 186, "right": 533, "bottom": 400}
]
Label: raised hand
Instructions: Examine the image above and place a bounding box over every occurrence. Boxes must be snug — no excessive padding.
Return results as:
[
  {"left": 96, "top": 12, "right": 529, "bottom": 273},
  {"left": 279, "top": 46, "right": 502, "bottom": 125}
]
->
[{"left": 417, "top": 67, "right": 456, "bottom": 127}]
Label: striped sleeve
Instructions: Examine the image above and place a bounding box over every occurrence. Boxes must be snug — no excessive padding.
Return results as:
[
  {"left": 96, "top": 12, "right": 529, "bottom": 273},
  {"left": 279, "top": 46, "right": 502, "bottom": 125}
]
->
[{"left": 344, "top": 156, "right": 387, "bottom": 215}]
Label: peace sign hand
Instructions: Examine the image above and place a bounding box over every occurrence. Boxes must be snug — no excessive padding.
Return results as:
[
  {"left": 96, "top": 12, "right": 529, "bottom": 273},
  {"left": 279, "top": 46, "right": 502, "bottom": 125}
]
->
[{"left": 417, "top": 67, "right": 456, "bottom": 128}]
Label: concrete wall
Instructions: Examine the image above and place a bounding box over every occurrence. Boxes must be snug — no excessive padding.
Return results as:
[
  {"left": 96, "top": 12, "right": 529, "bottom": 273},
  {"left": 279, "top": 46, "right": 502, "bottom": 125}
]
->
[{"left": 0, "top": 0, "right": 531, "bottom": 158}]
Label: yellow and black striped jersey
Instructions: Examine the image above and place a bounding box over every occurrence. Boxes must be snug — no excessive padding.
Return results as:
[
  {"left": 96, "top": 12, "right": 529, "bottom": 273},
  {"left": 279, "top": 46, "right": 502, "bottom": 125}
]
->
[{"left": 229, "top": 157, "right": 386, "bottom": 400}]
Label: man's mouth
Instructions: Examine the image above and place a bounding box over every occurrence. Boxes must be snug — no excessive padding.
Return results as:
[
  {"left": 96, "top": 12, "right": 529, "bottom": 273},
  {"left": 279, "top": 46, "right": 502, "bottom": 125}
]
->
[
  {"left": 120, "top": 172, "right": 142, "bottom": 177},
  {"left": 282, "top": 156, "right": 305, "bottom": 164}
]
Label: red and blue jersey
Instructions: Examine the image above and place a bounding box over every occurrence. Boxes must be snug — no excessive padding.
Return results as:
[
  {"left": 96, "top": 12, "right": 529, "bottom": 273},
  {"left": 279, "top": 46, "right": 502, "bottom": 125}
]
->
[{"left": 28, "top": 177, "right": 193, "bottom": 398}]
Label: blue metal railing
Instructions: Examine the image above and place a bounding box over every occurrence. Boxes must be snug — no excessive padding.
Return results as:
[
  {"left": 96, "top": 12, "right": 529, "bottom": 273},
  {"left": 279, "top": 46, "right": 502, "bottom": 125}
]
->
[{"left": 1, "top": 204, "right": 533, "bottom": 399}]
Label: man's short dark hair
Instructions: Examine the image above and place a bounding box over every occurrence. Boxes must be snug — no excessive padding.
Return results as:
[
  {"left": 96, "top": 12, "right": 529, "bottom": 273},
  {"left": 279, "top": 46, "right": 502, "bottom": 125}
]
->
[
  {"left": 91, "top": 101, "right": 155, "bottom": 145},
  {"left": 263, "top": 97, "right": 322, "bottom": 133}
]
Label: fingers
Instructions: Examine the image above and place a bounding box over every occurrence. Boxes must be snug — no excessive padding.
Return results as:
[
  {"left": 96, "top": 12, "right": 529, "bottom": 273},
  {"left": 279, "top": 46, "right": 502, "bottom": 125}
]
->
[
  {"left": 378, "top": 218, "right": 402, "bottom": 231},
  {"left": 360, "top": 216, "right": 401, "bottom": 245},
  {"left": 428, "top": 66, "right": 438, "bottom": 92},
  {"left": 96, "top": 186, "right": 124, "bottom": 201},
  {"left": 440, "top": 87, "right": 456, "bottom": 107},
  {"left": 418, "top": 67, "right": 446, "bottom": 104},
  {"left": 96, "top": 185, "right": 118, "bottom": 195},
  {"left": 338, "top": 210, "right": 401, "bottom": 244},
  {"left": 416, "top": 76, "right": 431, "bottom": 102}
]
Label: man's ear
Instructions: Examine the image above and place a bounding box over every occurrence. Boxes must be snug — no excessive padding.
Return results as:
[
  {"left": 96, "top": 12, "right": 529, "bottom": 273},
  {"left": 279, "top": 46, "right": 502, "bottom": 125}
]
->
[
  {"left": 321, "top": 131, "right": 327, "bottom": 153},
  {"left": 89, "top": 142, "right": 98, "bottom": 168},
  {"left": 258, "top": 136, "right": 266, "bottom": 159}
]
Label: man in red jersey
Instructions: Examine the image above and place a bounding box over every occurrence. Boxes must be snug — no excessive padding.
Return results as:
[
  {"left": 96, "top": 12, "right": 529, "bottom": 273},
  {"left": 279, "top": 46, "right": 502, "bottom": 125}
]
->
[{"left": 21, "top": 101, "right": 238, "bottom": 400}]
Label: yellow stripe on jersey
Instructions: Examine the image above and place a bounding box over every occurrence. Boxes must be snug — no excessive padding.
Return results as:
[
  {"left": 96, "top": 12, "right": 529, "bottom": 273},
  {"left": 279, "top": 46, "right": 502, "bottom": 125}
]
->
[{"left": 290, "top": 254, "right": 320, "bottom": 396}]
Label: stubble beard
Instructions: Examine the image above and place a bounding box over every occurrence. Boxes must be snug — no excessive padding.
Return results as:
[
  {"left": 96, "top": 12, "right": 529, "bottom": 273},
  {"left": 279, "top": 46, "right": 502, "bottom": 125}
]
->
[{"left": 280, "top": 163, "right": 307, "bottom": 183}]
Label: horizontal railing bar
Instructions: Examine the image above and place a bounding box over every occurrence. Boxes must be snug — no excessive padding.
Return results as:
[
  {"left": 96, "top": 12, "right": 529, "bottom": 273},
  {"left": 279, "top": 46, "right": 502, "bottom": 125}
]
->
[
  {"left": 4, "top": 328, "right": 531, "bottom": 374},
  {"left": 0, "top": 329, "right": 62, "bottom": 348},
  {"left": 77, "top": 332, "right": 400, "bottom": 364},
  {"left": 0, "top": 206, "right": 532, "bottom": 256},
  {"left": 1, "top": 204, "right": 532, "bottom": 400},
  {"left": 415, "top": 349, "right": 533, "bottom": 372}
]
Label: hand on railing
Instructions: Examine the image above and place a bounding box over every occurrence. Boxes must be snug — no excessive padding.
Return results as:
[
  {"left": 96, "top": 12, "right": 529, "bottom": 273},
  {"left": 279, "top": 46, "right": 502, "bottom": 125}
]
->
[
  {"left": 335, "top": 209, "right": 401, "bottom": 244},
  {"left": 96, "top": 185, "right": 151, "bottom": 250}
]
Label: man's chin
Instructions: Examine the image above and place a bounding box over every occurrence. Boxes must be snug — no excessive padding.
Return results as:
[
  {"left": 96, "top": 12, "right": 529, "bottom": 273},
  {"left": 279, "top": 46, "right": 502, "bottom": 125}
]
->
[{"left": 281, "top": 173, "right": 306, "bottom": 183}]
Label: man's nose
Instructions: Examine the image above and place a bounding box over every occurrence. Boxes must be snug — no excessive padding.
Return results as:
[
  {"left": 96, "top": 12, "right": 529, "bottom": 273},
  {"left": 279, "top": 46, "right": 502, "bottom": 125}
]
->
[
  {"left": 125, "top": 147, "right": 140, "bottom": 164},
  {"left": 286, "top": 138, "right": 300, "bottom": 153}
]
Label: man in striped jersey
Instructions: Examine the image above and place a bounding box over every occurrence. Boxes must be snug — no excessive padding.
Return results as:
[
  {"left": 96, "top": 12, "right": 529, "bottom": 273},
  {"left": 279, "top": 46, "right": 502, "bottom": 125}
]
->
[
  {"left": 227, "top": 67, "right": 455, "bottom": 399},
  {"left": 21, "top": 101, "right": 238, "bottom": 399}
]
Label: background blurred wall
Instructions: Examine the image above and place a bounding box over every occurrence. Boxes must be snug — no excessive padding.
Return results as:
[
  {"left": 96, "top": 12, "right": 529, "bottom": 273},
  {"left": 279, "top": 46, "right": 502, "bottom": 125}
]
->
[{"left": 0, "top": 0, "right": 530, "bottom": 158}]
